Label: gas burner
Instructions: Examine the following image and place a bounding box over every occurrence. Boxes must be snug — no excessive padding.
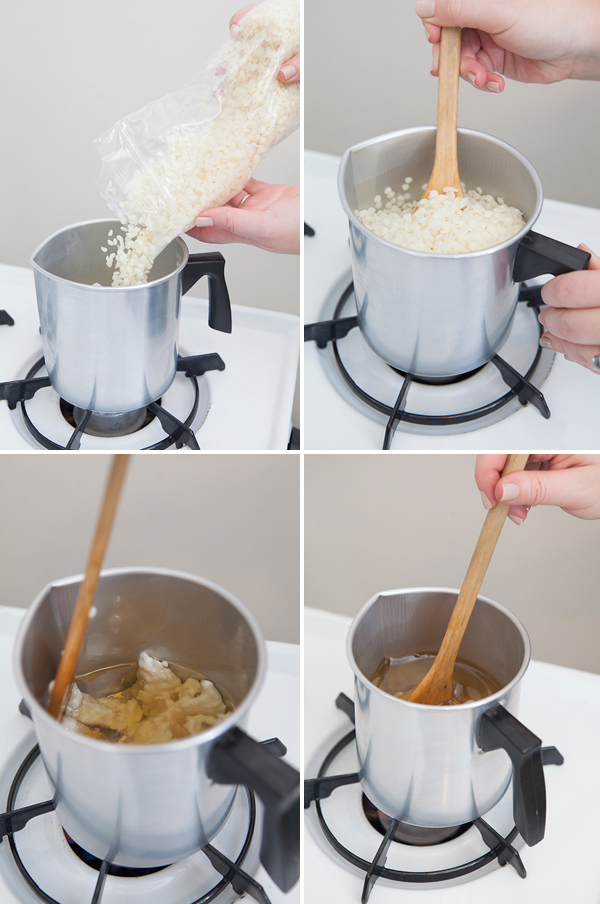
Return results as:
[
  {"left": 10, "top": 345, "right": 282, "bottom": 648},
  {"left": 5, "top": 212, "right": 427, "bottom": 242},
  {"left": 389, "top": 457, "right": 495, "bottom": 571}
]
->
[
  {"left": 361, "top": 799, "right": 471, "bottom": 846},
  {"left": 304, "top": 694, "right": 563, "bottom": 900},
  {"left": 64, "top": 830, "right": 167, "bottom": 876},
  {"left": 0, "top": 738, "right": 270, "bottom": 904},
  {"left": 61, "top": 403, "right": 152, "bottom": 438},
  {"left": 0, "top": 353, "right": 225, "bottom": 450},
  {"left": 305, "top": 280, "right": 554, "bottom": 448}
]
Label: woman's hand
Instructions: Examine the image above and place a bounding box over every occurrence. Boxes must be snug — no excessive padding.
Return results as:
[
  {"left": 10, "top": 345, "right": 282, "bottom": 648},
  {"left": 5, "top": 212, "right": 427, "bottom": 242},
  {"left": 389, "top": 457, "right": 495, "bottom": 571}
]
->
[
  {"left": 415, "top": 0, "right": 600, "bottom": 93},
  {"left": 188, "top": 179, "right": 300, "bottom": 254},
  {"left": 231, "top": 5, "right": 300, "bottom": 84},
  {"left": 475, "top": 454, "right": 600, "bottom": 524},
  {"left": 538, "top": 244, "right": 600, "bottom": 375},
  {"left": 192, "top": 8, "right": 300, "bottom": 254}
]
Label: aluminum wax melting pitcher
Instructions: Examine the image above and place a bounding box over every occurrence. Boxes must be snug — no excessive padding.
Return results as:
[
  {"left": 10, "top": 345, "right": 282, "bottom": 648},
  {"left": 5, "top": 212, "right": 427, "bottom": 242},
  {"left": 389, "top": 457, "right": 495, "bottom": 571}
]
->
[
  {"left": 13, "top": 567, "right": 300, "bottom": 893},
  {"left": 30, "top": 220, "right": 232, "bottom": 413},
  {"left": 339, "top": 127, "right": 591, "bottom": 379},
  {"left": 347, "top": 588, "right": 547, "bottom": 847}
]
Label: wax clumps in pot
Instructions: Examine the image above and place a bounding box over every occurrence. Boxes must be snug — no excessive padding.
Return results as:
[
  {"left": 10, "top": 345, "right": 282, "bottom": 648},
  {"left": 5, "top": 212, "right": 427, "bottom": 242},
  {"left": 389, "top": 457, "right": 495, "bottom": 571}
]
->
[
  {"left": 355, "top": 181, "right": 525, "bottom": 254},
  {"left": 370, "top": 653, "right": 501, "bottom": 706},
  {"left": 63, "top": 651, "right": 234, "bottom": 743}
]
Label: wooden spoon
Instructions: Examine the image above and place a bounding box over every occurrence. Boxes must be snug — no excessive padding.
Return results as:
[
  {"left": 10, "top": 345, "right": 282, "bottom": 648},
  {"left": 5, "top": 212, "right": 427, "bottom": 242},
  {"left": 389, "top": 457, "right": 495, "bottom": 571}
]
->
[
  {"left": 47, "top": 454, "right": 130, "bottom": 720},
  {"left": 421, "top": 27, "right": 463, "bottom": 200},
  {"left": 407, "top": 453, "right": 529, "bottom": 706}
]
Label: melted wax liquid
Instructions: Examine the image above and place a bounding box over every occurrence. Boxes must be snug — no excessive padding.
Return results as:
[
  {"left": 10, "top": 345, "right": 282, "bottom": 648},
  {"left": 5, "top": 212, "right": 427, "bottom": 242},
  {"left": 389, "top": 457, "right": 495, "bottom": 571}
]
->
[{"left": 369, "top": 653, "right": 501, "bottom": 705}]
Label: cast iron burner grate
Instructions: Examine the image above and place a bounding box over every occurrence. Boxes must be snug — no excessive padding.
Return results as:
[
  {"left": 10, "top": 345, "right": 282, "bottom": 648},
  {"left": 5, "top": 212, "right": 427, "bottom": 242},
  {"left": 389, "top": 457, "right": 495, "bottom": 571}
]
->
[
  {"left": 0, "top": 704, "right": 285, "bottom": 904},
  {"left": 304, "top": 694, "right": 564, "bottom": 903},
  {"left": 304, "top": 284, "right": 552, "bottom": 449},
  {"left": 0, "top": 353, "right": 225, "bottom": 450}
]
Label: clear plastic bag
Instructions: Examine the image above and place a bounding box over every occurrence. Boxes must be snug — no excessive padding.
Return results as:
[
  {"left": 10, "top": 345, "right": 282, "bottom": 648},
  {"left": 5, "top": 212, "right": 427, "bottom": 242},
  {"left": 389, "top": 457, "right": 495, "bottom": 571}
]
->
[{"left": 94, "top": 0, "right": 299, "bottom": 286}]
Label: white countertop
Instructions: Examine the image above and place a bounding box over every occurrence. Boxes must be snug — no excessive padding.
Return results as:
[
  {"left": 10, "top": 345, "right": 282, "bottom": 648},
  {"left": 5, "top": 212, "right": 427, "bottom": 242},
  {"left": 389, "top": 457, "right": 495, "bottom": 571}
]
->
[
  {"left": 0, "top": 264, "right": 299, "bottom": 450},
  {"left": 0, "top": 606, "right": 299, "bottom": 904},
  {"left": 304, "top": 606, "right": 600, "bottom": 902},
  {"left": 304, "top": 150, "right": 600, "bottom": 450}
]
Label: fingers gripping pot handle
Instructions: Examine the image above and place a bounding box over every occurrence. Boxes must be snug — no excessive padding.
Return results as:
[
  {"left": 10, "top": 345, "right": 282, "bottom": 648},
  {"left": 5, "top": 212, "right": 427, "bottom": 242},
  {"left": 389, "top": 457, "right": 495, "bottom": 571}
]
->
[
  {"left": 478, "top": 703, "right": 546, "bottom": 846},
  {"left": 513, "top": 231, "right": 590, "bottom": 282},
  {"left": 208, "top": 727, "right": 300, "bottom": 892},
  {"left": 181, "top": 252, "right": 232, "bottom": 333}
]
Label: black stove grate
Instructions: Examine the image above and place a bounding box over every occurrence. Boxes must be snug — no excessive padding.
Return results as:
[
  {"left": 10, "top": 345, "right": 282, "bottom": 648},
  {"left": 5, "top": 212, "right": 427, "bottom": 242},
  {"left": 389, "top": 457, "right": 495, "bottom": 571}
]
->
[
  {"left": 305, "top": 694, "right": 564, "bottom": 902},
  {"left": 305, "top": 284, "right": 552, "bottom": 449},
  {"left": 0, "top": 354, "right": 225, "bottom": 450},
  {"left": 0, "top": 740, "right": 271, "bottom": 904}
]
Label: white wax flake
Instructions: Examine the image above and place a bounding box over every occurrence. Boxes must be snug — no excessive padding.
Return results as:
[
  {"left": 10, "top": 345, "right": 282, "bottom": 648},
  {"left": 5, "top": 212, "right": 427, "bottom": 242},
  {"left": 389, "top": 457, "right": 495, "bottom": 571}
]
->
[{"left": 356, "top": 181, "right": 525, "bottom": 254}]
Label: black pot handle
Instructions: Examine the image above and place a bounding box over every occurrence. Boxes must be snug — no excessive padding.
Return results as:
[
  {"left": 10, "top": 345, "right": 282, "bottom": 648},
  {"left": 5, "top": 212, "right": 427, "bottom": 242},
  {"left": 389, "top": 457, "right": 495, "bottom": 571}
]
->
[
  {"left": 478, "top": 703, "right": 546, "bottom": 846},
  {"left": 208, "top": 727, "right": 300, "bottom": 892},
  {"left": 513, "top": 230, "right": 590, "bottom": 283},
  {"left": 181, "top": 252, "right": 232, "bottom": 333}
]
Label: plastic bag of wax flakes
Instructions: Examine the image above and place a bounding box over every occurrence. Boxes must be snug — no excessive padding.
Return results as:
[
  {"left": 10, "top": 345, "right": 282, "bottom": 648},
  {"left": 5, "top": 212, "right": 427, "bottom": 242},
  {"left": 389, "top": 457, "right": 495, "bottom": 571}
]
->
[{"left": 94, "top": 0, "right": 299, "bottom": 286}]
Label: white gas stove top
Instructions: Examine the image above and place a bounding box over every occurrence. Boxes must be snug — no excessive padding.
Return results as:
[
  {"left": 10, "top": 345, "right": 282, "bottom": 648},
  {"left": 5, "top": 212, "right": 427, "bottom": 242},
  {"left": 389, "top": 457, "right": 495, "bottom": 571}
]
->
[
  {"left": 304, "top": 150, "right": 600, "bottom": 450},
  {"left": 0, "top": 265, "right": 298, "bottom": 450},
  {"left": 305, "top": 607, "right": 600, "bottom": 903},
  {"left": 0, "top": 606, "right": 299, "bottom": 904}
]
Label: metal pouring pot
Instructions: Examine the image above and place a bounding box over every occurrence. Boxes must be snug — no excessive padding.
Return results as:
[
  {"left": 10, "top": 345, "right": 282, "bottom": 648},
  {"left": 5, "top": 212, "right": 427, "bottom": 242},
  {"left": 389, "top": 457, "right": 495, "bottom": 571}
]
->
[
  {"left": 30, "top": 220, "right": 232, "bottom": 413},
  {"left": 339, "top": 128, "right": 590, "bottom": 378},
  {"left": 13, "top": 567, "right": 299, "bottom": 892},
  {"left": 347, "top": 588, "right": 546, "bottom": 846}
]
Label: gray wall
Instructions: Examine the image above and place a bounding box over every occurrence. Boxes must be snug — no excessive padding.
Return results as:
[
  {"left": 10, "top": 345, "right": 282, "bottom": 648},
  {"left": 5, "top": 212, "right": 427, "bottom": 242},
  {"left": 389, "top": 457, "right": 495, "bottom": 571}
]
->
[
  {"left": 305, "top": 454, "right": 600, "bottom": 675},
  {"left": 305, "top": 0, "right": 600, "bottom": 210},
  {"left": 0, "top": 453, "right": 300, "bottom": 644}
]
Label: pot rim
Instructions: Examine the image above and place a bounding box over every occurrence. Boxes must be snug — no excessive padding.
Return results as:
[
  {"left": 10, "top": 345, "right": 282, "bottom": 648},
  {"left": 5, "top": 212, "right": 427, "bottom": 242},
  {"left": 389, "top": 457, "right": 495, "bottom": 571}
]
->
[
  {"left": 29, "top": 218, "right": 189, "bottom": 292},
  {"left": 346, "top": 586, "right": 531, "bottom": 711},
  {"left": 13, "top": 566, "right": 267, "bottom": 754},
  {"left": 338, "top": 126, "right": 543, "bottom": 261}
]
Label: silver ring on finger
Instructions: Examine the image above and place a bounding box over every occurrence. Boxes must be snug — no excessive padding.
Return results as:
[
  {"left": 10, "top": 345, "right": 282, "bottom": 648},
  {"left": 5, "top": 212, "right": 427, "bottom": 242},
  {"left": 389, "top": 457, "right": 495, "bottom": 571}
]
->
[
  {"left": 238, "top": 193, "right": 251, "bottom": 207},
  {"left": 593, "top": 355, "right": 600, "bottom": 371}
]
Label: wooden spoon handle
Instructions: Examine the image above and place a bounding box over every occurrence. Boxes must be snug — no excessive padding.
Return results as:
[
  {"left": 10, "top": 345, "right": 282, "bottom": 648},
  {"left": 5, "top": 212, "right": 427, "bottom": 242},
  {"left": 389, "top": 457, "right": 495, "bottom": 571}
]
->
[
  {"left": 423, "top": 26, "right": 463, "bottom": 198},
  {"left": 436, "top": 27, "right": 461, "bottom": 157},
  {"left": 407, "top": 453, "right": 529, "bottom": 704},
  {"left": 47, "top": 454, "right": 130, "bottom": 720},
  {"left": 435, "top": 453, "right": 530, "bottom": 664}
]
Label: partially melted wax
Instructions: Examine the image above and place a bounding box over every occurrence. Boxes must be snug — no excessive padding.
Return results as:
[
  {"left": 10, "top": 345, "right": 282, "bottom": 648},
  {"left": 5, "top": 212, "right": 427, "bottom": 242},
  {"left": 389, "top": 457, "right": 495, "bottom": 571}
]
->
[{"left": 63, "top": 652, "right": 235, "bottom": 744}]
